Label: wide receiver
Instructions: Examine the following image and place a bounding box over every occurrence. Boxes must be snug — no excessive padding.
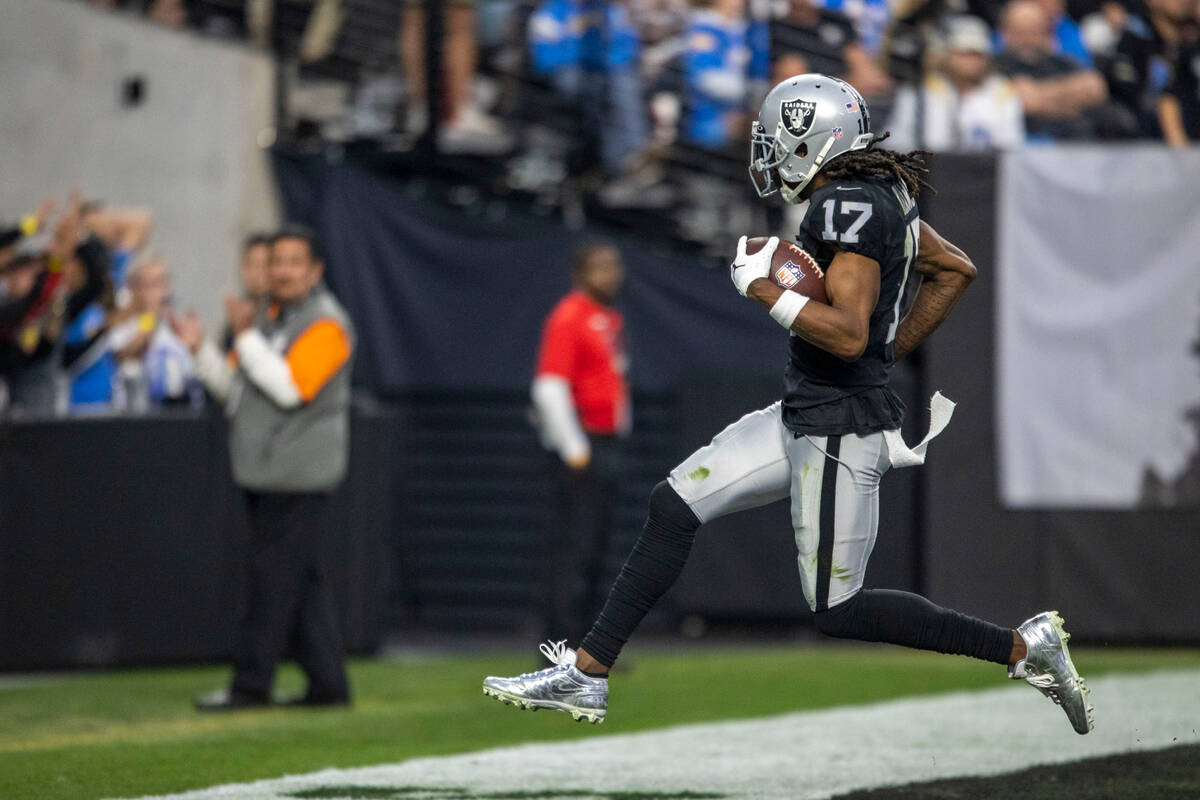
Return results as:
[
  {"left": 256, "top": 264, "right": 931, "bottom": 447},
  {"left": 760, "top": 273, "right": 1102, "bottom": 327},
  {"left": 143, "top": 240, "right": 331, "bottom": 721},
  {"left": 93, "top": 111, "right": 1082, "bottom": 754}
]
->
[{"left": 483, "top": 74, "right": 1093, "bottom": 735}]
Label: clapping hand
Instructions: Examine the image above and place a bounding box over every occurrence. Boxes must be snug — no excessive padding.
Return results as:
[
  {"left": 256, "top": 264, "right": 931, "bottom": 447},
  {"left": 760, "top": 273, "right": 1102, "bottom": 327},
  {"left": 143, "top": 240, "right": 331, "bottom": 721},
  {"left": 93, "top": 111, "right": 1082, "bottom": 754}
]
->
[
  {"left": 171, "top": 309, "right": 206, "bottom": 354},
  {"left": 224, "top": 296, "right": 256, "bottom": 336}
]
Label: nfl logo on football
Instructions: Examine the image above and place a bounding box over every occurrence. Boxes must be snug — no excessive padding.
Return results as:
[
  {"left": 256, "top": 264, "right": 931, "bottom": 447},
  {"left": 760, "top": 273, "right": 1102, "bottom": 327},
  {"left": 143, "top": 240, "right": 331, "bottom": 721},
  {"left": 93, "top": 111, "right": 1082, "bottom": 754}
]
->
[{"left": 775, "top": 261, "right": 804, "bottom": 288}]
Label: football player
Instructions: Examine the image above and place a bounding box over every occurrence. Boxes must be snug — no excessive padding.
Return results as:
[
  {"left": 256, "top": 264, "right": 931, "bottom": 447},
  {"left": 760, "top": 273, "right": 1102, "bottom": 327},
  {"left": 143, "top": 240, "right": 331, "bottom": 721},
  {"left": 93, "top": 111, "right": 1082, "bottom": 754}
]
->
[{"left": 483, "top": 74, "right": 1093, "bottom": 735}]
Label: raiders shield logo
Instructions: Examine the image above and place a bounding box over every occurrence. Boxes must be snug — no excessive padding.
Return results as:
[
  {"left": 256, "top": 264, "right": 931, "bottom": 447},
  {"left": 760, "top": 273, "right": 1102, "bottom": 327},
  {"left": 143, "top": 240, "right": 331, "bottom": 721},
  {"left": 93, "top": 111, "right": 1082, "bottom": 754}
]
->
[{"left": 780, "top": 99, "right": 817, "bottom": 137}]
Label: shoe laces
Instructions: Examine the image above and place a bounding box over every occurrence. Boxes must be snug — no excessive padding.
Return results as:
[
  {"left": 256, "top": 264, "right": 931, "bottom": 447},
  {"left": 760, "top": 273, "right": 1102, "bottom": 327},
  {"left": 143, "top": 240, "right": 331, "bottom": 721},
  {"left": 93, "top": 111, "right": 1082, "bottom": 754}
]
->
[
  {"left": 1026, "top": 670, "right": 1066, "bottom": 704},
  {"left": 513, "top": 639, "right": 575, "bottom": 679},
  {"left": 538, "top": 639, "right": 573, "bottom": 668}
]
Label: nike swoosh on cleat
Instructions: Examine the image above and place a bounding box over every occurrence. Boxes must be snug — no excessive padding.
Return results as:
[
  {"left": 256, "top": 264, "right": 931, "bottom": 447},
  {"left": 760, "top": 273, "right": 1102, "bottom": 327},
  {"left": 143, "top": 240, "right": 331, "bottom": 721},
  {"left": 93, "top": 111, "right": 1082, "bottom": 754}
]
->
[{"left": 547, "top": 685, "right": 599, "bottom": 701}]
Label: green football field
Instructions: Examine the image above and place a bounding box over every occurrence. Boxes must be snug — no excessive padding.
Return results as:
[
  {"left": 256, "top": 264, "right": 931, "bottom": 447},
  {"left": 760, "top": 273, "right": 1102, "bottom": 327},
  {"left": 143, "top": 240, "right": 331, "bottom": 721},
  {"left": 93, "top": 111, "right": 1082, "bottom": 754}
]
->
[{"left": 4, "top": 645, "right": 1200, "bottom": 800}]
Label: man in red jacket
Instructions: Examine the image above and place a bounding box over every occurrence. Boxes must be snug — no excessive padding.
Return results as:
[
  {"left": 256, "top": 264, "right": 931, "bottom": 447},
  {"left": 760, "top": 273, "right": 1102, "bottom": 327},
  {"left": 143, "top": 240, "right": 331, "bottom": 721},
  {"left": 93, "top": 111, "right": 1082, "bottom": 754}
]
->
[{"left": 531, "top": 242, "right": 630, "bottom": 643}]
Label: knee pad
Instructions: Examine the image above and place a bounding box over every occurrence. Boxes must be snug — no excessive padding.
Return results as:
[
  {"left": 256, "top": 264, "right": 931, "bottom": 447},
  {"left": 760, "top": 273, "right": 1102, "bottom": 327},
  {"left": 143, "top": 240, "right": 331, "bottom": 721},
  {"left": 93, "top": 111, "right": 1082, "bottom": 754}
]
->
[
  {"left": 648, "top": 480, "right": 701, "bottom": 528},
  {"left": 812, "top": 591, "right": 863, "bottom": 639}
]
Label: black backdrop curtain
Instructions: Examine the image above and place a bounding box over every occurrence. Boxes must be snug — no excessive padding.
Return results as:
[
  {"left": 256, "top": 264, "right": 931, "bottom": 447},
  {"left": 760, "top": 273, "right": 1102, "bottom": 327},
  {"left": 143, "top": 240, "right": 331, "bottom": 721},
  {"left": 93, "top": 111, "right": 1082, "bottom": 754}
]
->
[{"left": 272, "top": 153, "right": 785, "bottom": 395}]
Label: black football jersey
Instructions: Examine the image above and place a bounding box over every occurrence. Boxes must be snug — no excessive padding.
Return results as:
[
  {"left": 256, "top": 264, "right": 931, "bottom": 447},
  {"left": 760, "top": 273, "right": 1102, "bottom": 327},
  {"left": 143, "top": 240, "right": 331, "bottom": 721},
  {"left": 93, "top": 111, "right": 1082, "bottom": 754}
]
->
[{"left": 781, "top": 175, "right": 921, "bottom": 436}]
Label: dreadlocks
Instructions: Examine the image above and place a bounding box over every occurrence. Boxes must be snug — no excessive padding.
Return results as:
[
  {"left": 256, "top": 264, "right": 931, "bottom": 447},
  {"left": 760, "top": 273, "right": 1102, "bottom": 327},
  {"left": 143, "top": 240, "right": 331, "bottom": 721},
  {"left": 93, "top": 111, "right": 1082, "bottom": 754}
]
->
[{"left": 820, "top": 132, "right": 932, "bottom": 198}]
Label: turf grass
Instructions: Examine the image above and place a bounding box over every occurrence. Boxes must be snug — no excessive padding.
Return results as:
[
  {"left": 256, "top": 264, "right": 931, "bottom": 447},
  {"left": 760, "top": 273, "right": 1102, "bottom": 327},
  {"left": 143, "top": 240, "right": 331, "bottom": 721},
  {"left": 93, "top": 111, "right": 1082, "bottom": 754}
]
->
[{"left": 2, "top": 645, "right": 1198, "bottom": 800}]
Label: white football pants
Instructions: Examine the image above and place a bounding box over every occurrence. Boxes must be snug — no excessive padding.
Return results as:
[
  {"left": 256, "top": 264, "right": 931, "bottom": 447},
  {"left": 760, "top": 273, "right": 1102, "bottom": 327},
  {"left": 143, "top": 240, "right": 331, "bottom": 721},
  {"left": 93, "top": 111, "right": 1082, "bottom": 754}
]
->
[{"left": 667, "top": 402, "right": 892, "bottom": 613}]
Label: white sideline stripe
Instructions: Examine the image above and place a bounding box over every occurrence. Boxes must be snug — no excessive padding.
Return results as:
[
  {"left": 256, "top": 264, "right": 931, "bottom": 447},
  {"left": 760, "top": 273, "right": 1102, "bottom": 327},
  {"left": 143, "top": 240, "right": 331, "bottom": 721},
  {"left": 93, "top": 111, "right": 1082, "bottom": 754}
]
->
[{"left": 110, "top": 670, "right": 1200, "bottom": 800}]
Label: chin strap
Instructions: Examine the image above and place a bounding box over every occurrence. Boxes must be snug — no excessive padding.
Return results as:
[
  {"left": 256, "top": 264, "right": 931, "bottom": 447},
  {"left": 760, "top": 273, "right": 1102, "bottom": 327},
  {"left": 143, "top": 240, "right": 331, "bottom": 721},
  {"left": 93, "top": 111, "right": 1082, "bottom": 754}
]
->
[{"left": 782, "top": 133, "right": 838, "bottom": 204}]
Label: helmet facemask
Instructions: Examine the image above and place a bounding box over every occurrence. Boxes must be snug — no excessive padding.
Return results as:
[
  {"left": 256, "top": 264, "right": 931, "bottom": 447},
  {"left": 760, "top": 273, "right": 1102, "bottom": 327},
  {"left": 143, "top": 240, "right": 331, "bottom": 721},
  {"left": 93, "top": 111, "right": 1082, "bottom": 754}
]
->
[{"left": 749, "top": 120, "right": 784, "bottom": 199}]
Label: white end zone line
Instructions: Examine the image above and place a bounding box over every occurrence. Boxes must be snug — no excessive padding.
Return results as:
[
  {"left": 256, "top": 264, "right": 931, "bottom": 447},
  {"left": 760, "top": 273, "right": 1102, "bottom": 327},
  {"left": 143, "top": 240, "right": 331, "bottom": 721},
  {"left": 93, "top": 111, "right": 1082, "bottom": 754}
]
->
[{"left": 110, "top": 669, "right": 1200, "bottom": 800}]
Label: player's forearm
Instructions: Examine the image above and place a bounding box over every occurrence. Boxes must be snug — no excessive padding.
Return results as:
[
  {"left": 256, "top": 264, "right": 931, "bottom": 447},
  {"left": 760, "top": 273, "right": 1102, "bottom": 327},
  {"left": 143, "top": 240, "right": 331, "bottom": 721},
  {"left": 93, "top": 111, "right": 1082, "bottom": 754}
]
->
[
  {"left": 747, "top": 278, "right": 867, "bottom": 361},
  {"left": 892, "top": 271, "right": 970, "bottom": 360}
]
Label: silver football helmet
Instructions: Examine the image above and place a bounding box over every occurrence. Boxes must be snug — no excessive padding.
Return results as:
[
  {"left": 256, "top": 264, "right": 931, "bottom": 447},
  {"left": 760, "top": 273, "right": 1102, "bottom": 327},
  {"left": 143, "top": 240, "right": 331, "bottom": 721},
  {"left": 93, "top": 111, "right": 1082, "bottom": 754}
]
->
[{"left": 750, "top": 74, "right": 875, "bottom": 204}]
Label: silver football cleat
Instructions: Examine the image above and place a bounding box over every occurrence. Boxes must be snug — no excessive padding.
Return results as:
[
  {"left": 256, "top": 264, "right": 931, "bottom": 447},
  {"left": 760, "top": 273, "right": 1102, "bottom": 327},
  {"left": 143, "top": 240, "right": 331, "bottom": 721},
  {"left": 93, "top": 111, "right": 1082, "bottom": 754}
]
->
[
  {"left": 1009, "top": 611, "right": 1094, "bottom": 734},
  {"left": 482, "top": 640, "right": 608, "bottom": 724}
]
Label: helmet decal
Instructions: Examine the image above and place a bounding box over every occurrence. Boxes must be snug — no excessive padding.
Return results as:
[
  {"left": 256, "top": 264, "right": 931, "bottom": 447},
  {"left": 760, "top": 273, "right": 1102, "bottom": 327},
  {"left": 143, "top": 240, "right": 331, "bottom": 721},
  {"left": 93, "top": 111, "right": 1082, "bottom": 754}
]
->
[{"left": 780, "top": 99, "right": 817, "bottom": 137}]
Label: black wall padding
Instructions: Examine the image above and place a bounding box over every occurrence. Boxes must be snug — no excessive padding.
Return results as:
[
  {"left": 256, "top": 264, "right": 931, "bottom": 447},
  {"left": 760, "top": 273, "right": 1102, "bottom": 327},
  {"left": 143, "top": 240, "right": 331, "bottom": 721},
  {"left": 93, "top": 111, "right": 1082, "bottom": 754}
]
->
[
  {"left": 272, "top": 152, "right": 787, "bottom": 395},
  {"left": 0, "top": 407, "right": 396, "bottom": 670}
]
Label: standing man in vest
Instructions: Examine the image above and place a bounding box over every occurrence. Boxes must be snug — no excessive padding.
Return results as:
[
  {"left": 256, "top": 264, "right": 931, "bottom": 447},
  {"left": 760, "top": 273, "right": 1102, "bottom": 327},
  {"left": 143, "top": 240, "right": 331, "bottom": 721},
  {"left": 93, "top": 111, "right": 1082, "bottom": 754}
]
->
[
  {"left": 531, "top": 242, "right": 630, "bottom": 644},
  {"left": 175, "top": 225, "right": 356, "bottom": 710}
]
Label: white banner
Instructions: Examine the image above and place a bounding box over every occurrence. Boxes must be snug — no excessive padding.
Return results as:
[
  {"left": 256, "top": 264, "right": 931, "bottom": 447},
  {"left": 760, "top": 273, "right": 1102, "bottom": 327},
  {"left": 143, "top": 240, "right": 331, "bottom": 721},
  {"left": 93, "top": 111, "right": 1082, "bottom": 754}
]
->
[{"left": 997, "top": 147, "right": 1200, "bottom": 509}]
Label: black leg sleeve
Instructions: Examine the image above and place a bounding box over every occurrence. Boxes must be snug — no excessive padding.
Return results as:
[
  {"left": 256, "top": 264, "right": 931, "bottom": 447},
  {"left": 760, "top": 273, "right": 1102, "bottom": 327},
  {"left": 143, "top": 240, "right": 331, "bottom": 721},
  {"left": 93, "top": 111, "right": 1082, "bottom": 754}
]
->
[
  {"left": 578, "top": 481, "right": 701, "bottom": 668},
  {"left": 813, "top": 589, "right": 1013, "bottom": 665}
]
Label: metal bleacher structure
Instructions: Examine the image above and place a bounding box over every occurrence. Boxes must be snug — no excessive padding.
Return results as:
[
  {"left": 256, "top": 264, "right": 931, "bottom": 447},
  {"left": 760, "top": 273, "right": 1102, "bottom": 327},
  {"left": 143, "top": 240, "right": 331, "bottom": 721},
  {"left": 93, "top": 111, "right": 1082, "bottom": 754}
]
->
[{"left": 189, "top": 0, "right": 918, "bottom": 260}]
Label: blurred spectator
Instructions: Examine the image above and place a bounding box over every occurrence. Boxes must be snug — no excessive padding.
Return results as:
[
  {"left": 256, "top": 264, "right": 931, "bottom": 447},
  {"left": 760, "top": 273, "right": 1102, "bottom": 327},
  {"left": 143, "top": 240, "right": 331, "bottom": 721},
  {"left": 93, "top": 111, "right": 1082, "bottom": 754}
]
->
[
  {"left": 634, "top": 0, "right": 693, "bottom": 97},
  {"left": 239, "top": 232, "right": 273, "bottom": 303},
  {"left": 0, "top": 196, "right": 109, "bottom": 412},
  {"left": 1100, "top": 0, "right": 1195, "bottom": 137},
  {"left": 684, "top": 0, "right": 769, "bottom": 148},
  {"left": 60, "top": 204, "right": 154, "bottom": 407},
  {"left": 148, "top": 0, "right": 189, "bottom": 28},
  {"left": 883, "top": 0, "right": 964, "bottom": 88},
  {"left": 0, "top": 255, "right": 45, "bottom": 327},
  {"left": 995, "top": 0, "right": 1110, "bottom": 139},
  {"left": 247, "top": 0, "right": 345, "bottom": 62},
  {"left": 816, "top": 0, "right": 892, "bottom": 56},
  {"left": 632, "top": 0, "right": 693, "bottom": 44},
  {"left": 80, "top": 204, "right": 153, "bottom": 299},
  {"left": 1, "top": 255, "right": 52, "bottom": 386},
  {"left": 401, "top": 1, "right": 514, "bottom": 153},
  {"left": 223, "top": 233, "right": 274, "bottom": 350},
  {"left": 60, "top": 287, "right": 116, "bottom": 409},
  {"left": 107, "top": 257, "right": 195, "bottom": 409},
  {"left": 529, "top": 0, "right": 650, "bottom": 175},
  {"left": 1032, "top": 0, "right": 1094, "bottom": 66},
  {"left": 0, "top": 200, "right": 53, "bottom": 271},
  {"left": 887, "top": 16, "right": 1025, "bottom": 151},
  {"left": 1079, "top": 1, "right": 1134, "bottom": 55},
  {"left": 182, "top": 226, "right": 355, "bottom": 710},
  {"left": 89, "top": 0, "right": 191, "bottom": 28},
  {"left": 1159, "top": 0, "right": 1200, "bottom": 144},
  {"left": 771, "top": 0, "right": 892, "bottom": 99},
  {"left": 531, "top": 241, "right": 630, "bottom": 644}
]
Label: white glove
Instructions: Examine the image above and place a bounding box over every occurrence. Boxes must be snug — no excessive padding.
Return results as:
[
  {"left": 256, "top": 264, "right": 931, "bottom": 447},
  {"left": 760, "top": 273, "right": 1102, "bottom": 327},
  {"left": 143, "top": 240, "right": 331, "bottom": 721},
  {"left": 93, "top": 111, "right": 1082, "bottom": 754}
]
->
[{"left": 730, "top": 235, "right": 778, "bottom": 297}]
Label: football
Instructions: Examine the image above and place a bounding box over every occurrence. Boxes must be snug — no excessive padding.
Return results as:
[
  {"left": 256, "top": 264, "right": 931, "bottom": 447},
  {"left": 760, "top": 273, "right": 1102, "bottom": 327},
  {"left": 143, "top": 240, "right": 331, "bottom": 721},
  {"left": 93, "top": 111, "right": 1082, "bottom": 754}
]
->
[{"left": 745, "top": 237, "right": 827, "bottom": 304}]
